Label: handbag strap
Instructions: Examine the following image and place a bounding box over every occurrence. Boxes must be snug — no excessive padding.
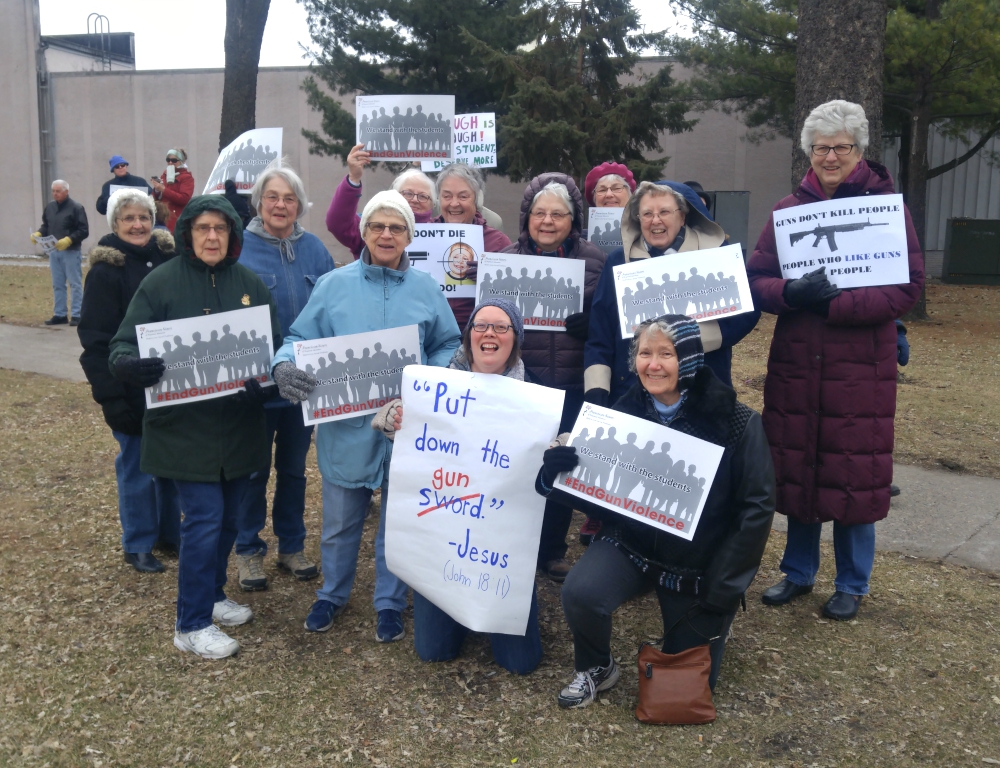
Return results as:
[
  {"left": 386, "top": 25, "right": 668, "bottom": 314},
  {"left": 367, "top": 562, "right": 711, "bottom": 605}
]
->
[{"left": 661, "top": 604, "right": 722, "bottom": 644}]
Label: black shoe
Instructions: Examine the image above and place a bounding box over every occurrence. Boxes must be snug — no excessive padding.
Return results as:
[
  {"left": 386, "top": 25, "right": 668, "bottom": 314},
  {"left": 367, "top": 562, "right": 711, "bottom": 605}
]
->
[
  {"left": 889, "top": 484, "right": 901, "bottom": 497},
  {"left": 69, "top": 316, "right": 81, "bottom": 326},
  {"left": 124, "top": 552, "right": 165, "bottom": 573},
  {"left": 44, "top": 315, "right": 68, "bottom": 326},
  {"left": 761, "top": 578, "right": 813, "bottom": 606},
  {"left": 822, "top": 592, "right": 862, "bottom": 621}
]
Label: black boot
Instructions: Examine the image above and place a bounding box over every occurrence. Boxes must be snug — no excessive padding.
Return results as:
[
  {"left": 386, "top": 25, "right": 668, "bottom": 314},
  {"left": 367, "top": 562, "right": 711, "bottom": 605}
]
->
[
  {"left": 761, "top": 578, "right": 813, "bottom": 606},
  {"left": 124, "top": 552, "right": 166, "bottom": 573},
  {"left": 822, "top": 592, "right": 862, "bottom": 620}
]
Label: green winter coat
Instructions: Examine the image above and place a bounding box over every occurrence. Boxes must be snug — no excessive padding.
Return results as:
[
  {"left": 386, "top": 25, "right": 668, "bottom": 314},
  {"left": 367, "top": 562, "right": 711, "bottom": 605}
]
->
[{"left": 108, "top": 195, "right": 282, "bottom": 482}]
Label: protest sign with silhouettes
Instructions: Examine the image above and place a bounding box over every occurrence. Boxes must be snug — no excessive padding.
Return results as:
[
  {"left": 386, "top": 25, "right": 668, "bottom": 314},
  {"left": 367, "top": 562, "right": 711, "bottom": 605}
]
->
[
  {"left": 356, "top": 95, "right": 456, "bottom": 161},
  {"left": 476, "top": 253, "right": 585, "bottom": 332},
  {"left": 203, "top": 128, "right": 282, "bottom": 195}
]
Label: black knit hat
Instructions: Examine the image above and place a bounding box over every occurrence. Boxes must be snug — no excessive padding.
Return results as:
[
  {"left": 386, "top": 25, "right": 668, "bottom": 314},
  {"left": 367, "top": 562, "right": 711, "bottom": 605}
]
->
[{"left": 629, "top": 314, "right": 704, "bottom": 390}]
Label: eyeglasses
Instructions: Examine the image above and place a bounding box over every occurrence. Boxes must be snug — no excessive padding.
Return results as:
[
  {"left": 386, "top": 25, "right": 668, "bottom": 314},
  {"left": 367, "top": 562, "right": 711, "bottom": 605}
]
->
[
  {"left": 366, "top": 222, "right": 409, "bottom": 236},
  {"left": 399, "top": 190, "right": 432, "bottom": 203},
  {"left": 640, "top": 209, "right": 680, "bottom": 221},
  {"left": 810, "top": 144, "right": 856, "bottom": 156},
  {"left": 530, "top": 210, "right": 571, "bottom": 222},
  {"left": 262, "top": 193, "right": 298, "bottom": 207},
  {"left": 440, "top": 191, "right": 474, "bottom": 203},
  {"left": 192, "top": 223, "right": 230, "bottom": 236},
  {"left": 594, "top": 184, "right": 628, "bottom": 196},
  {"left": 166, "top": 157, "right": 181, "bottom": 164},
  {"left": 113, "top": 163, "right": 128, "bottom": 170},
  {"left": 471, "top": 322, "right": 511, "bottom": 334},
  {"left": 117, "top": 215, "right": 152, "bottom": 225}
]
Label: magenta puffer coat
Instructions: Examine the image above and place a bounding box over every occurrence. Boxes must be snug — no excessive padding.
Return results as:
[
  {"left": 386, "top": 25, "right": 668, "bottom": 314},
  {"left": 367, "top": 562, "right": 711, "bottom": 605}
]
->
[
  {"left": 502, "top": 172, "right": 606, "bottom": 390},
  {"left": 746, "top": 160, "right": 924, "bottom": 526}
]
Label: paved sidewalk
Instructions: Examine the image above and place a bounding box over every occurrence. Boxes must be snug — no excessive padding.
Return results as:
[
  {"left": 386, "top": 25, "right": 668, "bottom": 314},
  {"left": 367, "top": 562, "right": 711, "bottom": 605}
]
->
[{"left": 1, "top": 320, "right": 997, "bottom": 575}]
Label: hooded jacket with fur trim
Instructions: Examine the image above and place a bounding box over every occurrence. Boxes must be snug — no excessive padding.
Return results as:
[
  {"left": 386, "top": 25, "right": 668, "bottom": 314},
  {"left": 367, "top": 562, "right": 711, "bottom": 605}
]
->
[
  {"left": 108, "top": 195, "right": 282, "bottom": 482},
  {"left": 78, "top": 229, "right": 176, "bottom": 434}
]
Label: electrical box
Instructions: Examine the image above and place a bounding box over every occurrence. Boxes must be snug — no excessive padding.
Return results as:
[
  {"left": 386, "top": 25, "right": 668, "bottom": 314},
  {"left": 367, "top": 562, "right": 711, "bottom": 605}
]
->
[
  {"left": 707, "top": 191, "right": 750, "bottom": 258},
  {"left": 943, "top": 218, "right": 1000, "bottom": 285}
]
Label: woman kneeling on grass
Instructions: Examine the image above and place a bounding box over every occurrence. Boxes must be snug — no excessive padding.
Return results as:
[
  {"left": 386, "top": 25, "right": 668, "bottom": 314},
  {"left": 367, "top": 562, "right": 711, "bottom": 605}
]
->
[
  {"left": 373, "top": 297, "right": 543, "bottom": 674},
  {"left": 536, "top": 315, "right": 776, "bottom": 707}
]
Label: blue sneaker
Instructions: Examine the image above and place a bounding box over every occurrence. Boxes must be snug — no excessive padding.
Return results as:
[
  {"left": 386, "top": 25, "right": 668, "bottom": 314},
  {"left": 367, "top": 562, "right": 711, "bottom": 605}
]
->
[
  {"left": 375, "top": 609, "right": 404, "bottom": 643},
  {"left": 304, "top": 600, "right": 343, "bottom": 633}
]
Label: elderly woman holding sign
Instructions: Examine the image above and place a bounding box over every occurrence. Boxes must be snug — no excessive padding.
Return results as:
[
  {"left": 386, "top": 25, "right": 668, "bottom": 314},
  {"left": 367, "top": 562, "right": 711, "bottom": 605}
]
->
[
  {"left": 271, "top": 190, "right": 461, "bottom": 642},
  {"left": 109, "top": 195, "right": 282, "bottom": 659},
  {"left": 502, "top": 173, "right": 607, "bottom": 581},
  {"left": 537, "top": 315, "right": 775, "bottom": 708},
  {"left": 373, "top": 297, "right": 542, "bottom": 674},
  {"left": 747, "top": 100, "right": 924, "bottom": 621}
]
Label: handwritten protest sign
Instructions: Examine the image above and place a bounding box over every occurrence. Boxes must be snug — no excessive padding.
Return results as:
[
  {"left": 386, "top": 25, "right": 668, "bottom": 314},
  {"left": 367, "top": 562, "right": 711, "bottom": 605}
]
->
[
  {"left": 408, "top": 223, "right": 484, "bottom": 299},
  {"left": 773, "top": 194, "right": 910, "bottom": 288},
  {"left": 476, "top": 253, "right": 585, "bottom": 332},
  {"left": 356, "top": 95, "right": 456, "bottom": 161},
  {"left": 386, "top": 366, "right": 564, "bottom": 634},
  {"left": 203, "top": 128, "right": 282, "bottom": 195},
  {"left": 293, "top": 326, "right": 420, "bottom": 425},
  {"left": 557, "top": 403, "right": 723, "bottom": 541},
  {"left": 137, "top": 306, "right": 275, "bottom": 409},
  {"left": 421, "top": 113, "right": 497, "bottom": 172},
  {"left": 586, "top": 207, "right": 624, "bottom": 255},
  {"left": 611, "top": 243, "right": 754, "bottom": 338}
]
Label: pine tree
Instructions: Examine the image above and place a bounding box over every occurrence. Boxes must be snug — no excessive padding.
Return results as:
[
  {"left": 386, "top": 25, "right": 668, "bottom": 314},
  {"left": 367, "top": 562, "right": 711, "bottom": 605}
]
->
[{"left": 465, "top": 0, "right": 695, "bottom": 184}]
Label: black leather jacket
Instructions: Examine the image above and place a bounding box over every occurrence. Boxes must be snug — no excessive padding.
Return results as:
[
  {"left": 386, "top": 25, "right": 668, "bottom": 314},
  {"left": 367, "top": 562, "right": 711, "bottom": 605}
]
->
[{"left": 539, "top": 367, "right": 776, "bottom": 612}]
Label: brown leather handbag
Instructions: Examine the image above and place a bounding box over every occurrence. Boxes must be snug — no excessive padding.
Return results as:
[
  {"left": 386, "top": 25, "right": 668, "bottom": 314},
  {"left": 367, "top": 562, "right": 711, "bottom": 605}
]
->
[{"left": 635, "top": 613, "right": 717, "bottom": 725}]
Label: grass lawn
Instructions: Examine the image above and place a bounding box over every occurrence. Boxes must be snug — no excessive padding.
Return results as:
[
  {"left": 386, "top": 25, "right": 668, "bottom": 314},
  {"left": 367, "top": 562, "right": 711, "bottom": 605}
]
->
[{"left": 2, "top": 268, "right": 999, "bottom": 766}]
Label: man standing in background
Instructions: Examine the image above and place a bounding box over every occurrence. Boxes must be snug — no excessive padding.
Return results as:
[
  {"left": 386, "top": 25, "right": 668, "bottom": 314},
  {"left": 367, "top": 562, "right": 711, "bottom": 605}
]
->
[
  {"left": 96, "top": 155, "right": 153, "bottom": 216},
  {"left": 32, "top": 180, "right": 89, "bottom": 326}
]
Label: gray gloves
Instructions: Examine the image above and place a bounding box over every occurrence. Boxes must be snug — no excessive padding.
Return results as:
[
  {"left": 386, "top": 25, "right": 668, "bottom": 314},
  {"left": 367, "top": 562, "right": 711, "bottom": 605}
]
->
[
  {"left": 272, "top": 361, "right": 317, "bottom": 403},
  {"left": 371, "top": 398, "right": 402, "bottom": 441}
]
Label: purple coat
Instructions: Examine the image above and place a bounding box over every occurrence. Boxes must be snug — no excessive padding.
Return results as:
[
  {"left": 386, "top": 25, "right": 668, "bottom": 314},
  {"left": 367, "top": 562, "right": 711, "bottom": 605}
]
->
[
  {"left": 746, "top": 161, "right": 924, "bottom": 526},
  {"left": 324, "top": 175, "right": 511, "bottom": 327},
  {"left": 503, "top": 172, "right": 607, "bottom": 389}
]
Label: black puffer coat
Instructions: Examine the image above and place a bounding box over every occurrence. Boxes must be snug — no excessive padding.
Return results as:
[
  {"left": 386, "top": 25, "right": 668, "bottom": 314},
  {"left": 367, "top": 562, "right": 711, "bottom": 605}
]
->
[
  {"left": 541, "top": 367, "right": 776, "bottom": 612},
  {"left": 502, "top": 173, "right": 606, "bottom": 389},
  {"left": 78, "top": 230, "right": 176, "bottom": 435}
]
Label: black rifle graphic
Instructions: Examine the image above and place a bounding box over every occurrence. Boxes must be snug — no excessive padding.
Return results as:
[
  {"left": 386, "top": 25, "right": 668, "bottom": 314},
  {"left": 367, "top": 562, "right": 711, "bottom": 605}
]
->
[
  {"left": 789, "top": 220, "right": 888, "bottom": 252},
  {"left": 408, "top": 251, "right": 429, "bottom": 263}
]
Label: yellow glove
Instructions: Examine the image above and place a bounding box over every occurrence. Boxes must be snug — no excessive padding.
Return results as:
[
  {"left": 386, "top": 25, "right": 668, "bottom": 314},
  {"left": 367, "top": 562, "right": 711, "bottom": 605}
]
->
[
  {"left": 30, "top": 231, "right": 41, "bottom": 244},
  {"left": 56, "top": 237, "right": 73, "bottom": 251}
]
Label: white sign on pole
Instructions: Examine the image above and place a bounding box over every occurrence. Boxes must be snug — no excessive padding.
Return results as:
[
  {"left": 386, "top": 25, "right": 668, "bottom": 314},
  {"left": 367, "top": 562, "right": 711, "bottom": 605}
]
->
[
  {"left": 420, "top": 113, "right": 497, "bottom": 172},
  {"left": 476, "top": 252, "right": 586, "bottom": 332},
  {"left": 385, "top": 365, "right": 564, "bottom": 635},
  {"left": 557, "top": 403, "right": 723, "bottom": 541},
  {"left": 773, "top": 194, "right": 910, "bottom": 288},
  {"left": 586, "top": 207, "right": 624, "bottom": 255},
  {"left": 408, "top": 223, "right": 484, "bottom": 299},
  {"left": 611, "top": 243, "right": 755, "bottom": 339},
  {"left": 203, "top": 128, "right": 283, "bottom": 195},
  {"left": 292, "top": 325, "right": 421, "bottom": 425},
  {"left": 356, "top": 95, "right": 456, "bottom": 162},
  {"left": 137, "top": 306, "right": 275, "bottom": 409}
]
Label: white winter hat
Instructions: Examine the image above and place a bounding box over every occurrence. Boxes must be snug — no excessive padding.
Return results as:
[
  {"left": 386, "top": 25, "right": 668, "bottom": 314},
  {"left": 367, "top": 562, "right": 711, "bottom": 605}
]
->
[{"left": 360, "top": 190, "right": 416, "bottom": 242}]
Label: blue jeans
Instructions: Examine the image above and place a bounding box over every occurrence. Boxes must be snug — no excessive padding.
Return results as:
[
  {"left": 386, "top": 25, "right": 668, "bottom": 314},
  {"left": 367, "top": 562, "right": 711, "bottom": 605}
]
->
[
  {"left": 413, "top": 588, "right": 542, "bottom": 675},
  {"left": 50, "top": 249, "right": 83, "bottom": 317},
  {"left": 236, "top": 406, "right": 313, "bottom": 556},
  {"left": 112, "top": 430, "right": 181, "bottom": 553},
  {"left": 317, "top": 468, "right": 407, "bottom": 612},
  {"left": 173, "top": 477, "right": 249, "bottom": 633},
  {"left": 780, "top": 518, "right": 876, "bottom": 596}
]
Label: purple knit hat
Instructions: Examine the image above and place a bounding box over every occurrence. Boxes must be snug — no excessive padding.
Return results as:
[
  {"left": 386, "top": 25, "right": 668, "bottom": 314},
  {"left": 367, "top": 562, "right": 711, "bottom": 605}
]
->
[{"left": 467, "top": 297, "right": 524, "bottom": 345}]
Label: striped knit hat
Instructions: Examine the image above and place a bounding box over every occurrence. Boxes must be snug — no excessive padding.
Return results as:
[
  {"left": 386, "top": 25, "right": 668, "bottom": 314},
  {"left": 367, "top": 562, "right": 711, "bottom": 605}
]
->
[
  {"left": 468, "top": 297, "right": 524, "bottom": 345},
  {"left": 630, "top": 314, "right": 704, "bottom": 390}
]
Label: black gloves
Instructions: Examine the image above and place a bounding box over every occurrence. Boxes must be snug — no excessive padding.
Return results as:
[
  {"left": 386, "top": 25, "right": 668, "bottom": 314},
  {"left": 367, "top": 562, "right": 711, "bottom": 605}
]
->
[
  {"left": 113, "top": 355, "right": 166, "bottom": 388},
  {"left": 101, "top": 399, "right": 143, "bottom": 435},
  {"left": 564, "top": 311, "right": 590, "bottom": 341},
  {"left": 783, "top": 267, "right": 841, "bottom": 309},
  {"left": 583, "top": 388, "right": 609, "bottom": 408},
  {"left": 540, "top": 445, "right": 578, "bottom": 488},
  {"left": 235, "top": 377, "right": 274, "bottom": 406},
  {"left": 273, "top": 361, "right": 318, "bottom": 403}
]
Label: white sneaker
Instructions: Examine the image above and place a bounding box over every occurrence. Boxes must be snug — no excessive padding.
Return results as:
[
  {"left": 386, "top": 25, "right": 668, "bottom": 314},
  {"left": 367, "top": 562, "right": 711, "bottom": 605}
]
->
[
  {"left": 173, "top": 625, "right": 240, "bottom": 659},
  {"left": 212, "top": 598, "right": 254, "bottom": 626}
]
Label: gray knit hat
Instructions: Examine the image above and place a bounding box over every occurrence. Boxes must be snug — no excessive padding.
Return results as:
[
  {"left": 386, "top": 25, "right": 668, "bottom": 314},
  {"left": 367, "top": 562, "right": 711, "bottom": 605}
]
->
[
  {"left": 467, "top": 297, "right": 524, "bottom": 345},
  {"left": 628, "top": 314, "right": 704, "bottom": 391}
]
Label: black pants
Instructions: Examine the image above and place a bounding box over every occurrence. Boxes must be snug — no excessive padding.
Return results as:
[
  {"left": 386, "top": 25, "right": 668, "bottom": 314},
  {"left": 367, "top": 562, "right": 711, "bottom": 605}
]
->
[
  {"left": 561, "top": 539, "right": 736, "bottom": 689},
  {"left": 537, "top": 387, "right": 585, "bottom": 565}
]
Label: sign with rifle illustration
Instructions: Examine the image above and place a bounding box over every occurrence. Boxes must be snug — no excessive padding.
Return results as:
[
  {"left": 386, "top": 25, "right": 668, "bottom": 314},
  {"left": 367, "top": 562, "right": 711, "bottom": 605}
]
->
[{"left": 773, "top": 194, "right": 910, "bottom": 289}]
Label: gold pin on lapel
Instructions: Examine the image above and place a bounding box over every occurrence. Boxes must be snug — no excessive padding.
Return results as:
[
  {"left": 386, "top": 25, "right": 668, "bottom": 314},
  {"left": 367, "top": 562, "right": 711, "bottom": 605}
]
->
[{"left": 241, "top": 294, "right": 250, "bottom": 306}]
